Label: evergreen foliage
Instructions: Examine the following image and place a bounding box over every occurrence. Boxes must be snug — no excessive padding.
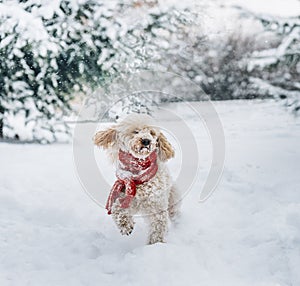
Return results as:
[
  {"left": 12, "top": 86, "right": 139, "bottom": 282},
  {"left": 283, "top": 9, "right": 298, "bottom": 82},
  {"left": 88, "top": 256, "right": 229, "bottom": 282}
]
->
[{"left": 0, "top": 0, "right": 120, "bottom": 142}]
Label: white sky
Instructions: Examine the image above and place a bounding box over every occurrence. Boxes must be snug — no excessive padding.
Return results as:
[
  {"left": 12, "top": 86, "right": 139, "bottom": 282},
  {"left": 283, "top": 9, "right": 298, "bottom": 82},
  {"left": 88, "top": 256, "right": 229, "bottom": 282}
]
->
[
  {"left": 227, "top": 0, "right": 300, "bottom": 17},
  {"left": 164, "top": 0, "right": 300, "bottom": 17}
]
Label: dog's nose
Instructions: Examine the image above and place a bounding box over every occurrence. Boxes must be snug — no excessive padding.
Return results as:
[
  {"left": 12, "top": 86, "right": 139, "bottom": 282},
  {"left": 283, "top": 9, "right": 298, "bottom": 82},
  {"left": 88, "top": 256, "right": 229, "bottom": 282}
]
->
[{"left": 141, "top": 138, "right": 151, "bottom": 146}]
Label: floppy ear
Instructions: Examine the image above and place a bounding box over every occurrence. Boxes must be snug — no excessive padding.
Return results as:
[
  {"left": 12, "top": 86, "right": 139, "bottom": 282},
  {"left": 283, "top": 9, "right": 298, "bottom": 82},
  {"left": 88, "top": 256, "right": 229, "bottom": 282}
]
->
[
  {"left": 157, "top": 132, "right": 175, "bottom": 161},
  {"left": 93, "top": 127, "right": 116, "bottom": 149}
]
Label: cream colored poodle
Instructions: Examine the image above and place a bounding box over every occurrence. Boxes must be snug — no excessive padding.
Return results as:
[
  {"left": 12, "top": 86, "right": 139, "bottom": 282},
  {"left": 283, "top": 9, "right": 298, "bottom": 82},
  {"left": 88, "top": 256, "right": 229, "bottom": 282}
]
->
[{"left": 94, "top": 113, "right": 181, "bottom": 244}]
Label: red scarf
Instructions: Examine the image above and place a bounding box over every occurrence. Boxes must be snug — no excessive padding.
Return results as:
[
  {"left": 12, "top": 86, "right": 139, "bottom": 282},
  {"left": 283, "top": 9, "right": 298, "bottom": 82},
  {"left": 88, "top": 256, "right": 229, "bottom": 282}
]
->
[{"left": 106, "top": 150, "right": 158, "bottom": 214}]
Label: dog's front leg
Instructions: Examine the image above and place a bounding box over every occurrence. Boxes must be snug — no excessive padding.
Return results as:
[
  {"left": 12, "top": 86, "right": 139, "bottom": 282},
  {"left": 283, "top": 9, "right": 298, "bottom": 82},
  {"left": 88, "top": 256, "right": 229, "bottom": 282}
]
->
[
  {"left": 168, "top": 186, "right": 181, "bottom": 222},
  {"left": 146, "top": 211, "right": 168, "bottom": 244},
  {"left": 111, "top": 206, "right": 135, "bottom": 236}
]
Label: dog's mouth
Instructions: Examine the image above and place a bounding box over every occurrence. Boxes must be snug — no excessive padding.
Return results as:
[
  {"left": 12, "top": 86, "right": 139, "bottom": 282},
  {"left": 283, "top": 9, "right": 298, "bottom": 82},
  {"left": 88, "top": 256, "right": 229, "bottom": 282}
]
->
[
  {"left": 136, "top": 145, "right": 152, "bottom": 156},
  {"left": 140, "top": 146, "right": 150, "bottom": 152},
  {"left": 130, "top": 144, "right": 153, "bottom": 158}
]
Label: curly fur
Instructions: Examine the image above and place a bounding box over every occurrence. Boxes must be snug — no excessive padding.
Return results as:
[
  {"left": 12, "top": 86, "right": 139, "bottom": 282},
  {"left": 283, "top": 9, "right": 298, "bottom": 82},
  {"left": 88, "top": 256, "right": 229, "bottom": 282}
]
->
[{"left": 94, "top": 113, "right": 181, "bottom": 244}]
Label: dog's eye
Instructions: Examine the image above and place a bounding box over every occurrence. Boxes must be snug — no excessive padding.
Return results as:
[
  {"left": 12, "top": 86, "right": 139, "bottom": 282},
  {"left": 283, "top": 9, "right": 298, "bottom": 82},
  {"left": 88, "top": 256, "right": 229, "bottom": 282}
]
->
[
  {"left": 133, "top": 130, "right": 139, "bottom": 134},
  {"left": 150, "top": 130, "right": 156, "bottom": 136}
]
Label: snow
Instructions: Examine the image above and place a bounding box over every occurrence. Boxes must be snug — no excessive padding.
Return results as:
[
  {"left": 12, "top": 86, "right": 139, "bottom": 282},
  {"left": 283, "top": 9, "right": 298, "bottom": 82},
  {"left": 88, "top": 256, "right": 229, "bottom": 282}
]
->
[
  {"left": 0, "top": 3, "right": 48, "bottom": 42},
  {"left": 1, "top": 99, "right": 300, "bottom": 286}
]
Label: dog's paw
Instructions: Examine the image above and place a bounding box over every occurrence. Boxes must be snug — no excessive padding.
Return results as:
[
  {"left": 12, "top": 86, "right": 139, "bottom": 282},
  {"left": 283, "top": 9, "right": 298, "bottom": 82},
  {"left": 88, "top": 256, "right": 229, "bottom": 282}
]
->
[
  {"left": 120, "top": 223, "right": 134, "bottom": 236},
  {"left": 112, "top": 209, "right": 135, "bottom": 236},
  {"left": 148, "top": 237, "right": 166, "bottom": 245}
]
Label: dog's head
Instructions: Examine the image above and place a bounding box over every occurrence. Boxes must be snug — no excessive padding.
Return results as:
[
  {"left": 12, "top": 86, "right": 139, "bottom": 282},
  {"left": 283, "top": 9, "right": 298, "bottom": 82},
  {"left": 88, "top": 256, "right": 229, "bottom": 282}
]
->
[{"left": 94, "top": 113, "right": 174, "bottom": 161}]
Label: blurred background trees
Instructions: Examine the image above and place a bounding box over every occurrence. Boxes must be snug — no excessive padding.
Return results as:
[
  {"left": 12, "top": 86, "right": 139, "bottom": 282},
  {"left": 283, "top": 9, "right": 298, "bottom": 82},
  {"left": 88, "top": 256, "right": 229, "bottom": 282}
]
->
[
  {"left": 245, "top": 11, "right": 300, "bottom": 112},
  {"left": 0, "top": 0, "right": 299, "bottom": 142}
]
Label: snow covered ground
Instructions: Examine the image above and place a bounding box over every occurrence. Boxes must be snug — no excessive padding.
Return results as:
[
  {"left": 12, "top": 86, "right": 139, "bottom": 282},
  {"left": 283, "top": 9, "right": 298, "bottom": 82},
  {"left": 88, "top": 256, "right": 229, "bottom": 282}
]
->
[{"left": 1, "top": 99, "right": 300, "bottom": 286}]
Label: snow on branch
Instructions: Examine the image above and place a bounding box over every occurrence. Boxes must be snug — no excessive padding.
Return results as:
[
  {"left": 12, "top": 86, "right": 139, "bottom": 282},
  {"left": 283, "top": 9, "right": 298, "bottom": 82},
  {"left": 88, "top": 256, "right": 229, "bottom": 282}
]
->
[
  {"left": 248, "top": 26, "right": 300, "bottom": 70},
  {"left": 250, "top": 77, "right": 300, "bottom": 112}
]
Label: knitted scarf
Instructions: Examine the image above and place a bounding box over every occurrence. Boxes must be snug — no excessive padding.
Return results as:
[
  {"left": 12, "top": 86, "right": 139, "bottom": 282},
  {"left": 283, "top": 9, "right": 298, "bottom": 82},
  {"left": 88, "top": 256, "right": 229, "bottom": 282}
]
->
[{"left": 106, "top": 150, "right": 158, "bottom": 214}]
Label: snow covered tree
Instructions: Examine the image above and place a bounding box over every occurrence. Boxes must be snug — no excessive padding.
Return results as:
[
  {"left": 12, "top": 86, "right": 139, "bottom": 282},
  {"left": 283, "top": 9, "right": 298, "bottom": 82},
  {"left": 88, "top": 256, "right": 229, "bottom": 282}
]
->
[
  {"left": 1, "top": 0, "right": 201, "bottom": 140},
  {"left": 0, "top": 0, "right": 122, "bottom": 142},
  {"left": 166, "top": 30, "right": 260, "bottom": 100},
  {"left": 85, "top": 3, "right": 201, "bottom": 121},
  {"left": 237, "top": 8, "right": 300, "bottom": 112},
  {"left": 112, "top": 3, "right": 264, "bottom": 102}
]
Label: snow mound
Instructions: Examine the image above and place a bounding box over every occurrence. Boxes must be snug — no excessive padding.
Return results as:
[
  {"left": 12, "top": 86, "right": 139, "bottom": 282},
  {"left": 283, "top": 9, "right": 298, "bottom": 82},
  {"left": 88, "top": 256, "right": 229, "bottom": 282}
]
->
[{"left": 1, "top": 100, "right": 300, "bottom": 286}]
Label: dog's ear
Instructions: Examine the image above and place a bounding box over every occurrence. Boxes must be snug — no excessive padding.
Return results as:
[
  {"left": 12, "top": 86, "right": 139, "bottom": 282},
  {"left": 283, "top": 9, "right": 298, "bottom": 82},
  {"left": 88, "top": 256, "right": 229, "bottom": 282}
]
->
[
  {"left": 93, "top": 127, "right": 116, "bottom": 149},
  {"left": 157, "top": 132, "right": 174, "bottom": 161}
]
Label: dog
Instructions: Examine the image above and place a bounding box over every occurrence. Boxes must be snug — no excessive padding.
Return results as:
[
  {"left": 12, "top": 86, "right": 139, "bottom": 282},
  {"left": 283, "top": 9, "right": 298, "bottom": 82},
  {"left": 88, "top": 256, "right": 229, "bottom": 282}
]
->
[{"left": 93, "top": 113, "right": 181, "bottom": 244}]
